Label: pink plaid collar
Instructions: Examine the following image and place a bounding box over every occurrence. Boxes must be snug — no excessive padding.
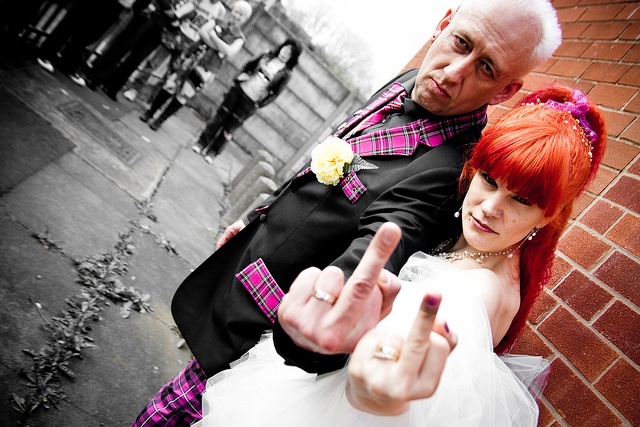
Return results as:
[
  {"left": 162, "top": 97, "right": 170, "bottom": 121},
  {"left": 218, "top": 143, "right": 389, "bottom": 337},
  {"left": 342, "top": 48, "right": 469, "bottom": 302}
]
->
[
  {"left": 336, "top": 83, "right": 408, "bottom": 139},
  {"left": 296, "top": 81, "right": 487, "bottom": 204},
  {"left": 339, "top": 83, "right": 487, "bottom": 156}
]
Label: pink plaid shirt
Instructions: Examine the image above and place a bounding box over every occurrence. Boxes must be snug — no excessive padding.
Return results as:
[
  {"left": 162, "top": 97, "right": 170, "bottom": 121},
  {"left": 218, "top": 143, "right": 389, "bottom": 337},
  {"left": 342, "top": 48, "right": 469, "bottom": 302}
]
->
[{"left": 298, "top": 82, "right": 487, "bottom": 203}]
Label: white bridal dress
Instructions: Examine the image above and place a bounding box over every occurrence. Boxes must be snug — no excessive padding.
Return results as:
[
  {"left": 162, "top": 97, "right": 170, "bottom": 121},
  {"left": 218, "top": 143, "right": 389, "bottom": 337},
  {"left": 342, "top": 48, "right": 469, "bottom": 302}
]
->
[{"left": 196, "top": 253, "right": 550, "bottom": 427}]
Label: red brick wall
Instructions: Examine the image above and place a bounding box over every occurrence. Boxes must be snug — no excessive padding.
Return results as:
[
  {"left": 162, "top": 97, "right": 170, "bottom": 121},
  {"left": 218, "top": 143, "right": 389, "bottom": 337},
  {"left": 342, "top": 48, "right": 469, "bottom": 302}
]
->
[{"left": 404, "top": 1, "right": 640, "bottom": 425}]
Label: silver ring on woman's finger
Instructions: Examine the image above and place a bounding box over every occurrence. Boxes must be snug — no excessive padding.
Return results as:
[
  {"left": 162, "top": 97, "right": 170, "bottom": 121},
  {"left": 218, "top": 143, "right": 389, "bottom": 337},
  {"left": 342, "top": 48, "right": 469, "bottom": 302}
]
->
[
  {"left": 313, "top": 289, "right": 337, "bottom": 305},
  {"left": 373, "top": 345, "right": 400, "bottom": 362}
]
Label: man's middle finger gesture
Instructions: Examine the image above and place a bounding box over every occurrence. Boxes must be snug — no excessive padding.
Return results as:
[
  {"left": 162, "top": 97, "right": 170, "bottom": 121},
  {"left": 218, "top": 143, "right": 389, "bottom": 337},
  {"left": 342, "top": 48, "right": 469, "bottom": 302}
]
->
[{"left": 277, "top": 223, "right": 403, "bottom": 355}]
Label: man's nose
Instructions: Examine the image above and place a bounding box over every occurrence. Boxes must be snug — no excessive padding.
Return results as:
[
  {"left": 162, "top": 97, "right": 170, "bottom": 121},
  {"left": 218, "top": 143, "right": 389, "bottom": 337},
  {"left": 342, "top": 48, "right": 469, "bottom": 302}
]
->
[{"left": 443, "top": 57, "right": 473, "bottom": 83}]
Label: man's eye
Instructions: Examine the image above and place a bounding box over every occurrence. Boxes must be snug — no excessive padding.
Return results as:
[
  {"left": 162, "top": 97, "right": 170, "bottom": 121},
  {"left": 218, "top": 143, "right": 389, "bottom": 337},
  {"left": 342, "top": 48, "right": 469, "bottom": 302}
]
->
[
  {"left": 455, "top": 36, "right": 469, "bottom": 50},
  {"left": 481, "top": 62, "right": 494, "bottom": 78}
]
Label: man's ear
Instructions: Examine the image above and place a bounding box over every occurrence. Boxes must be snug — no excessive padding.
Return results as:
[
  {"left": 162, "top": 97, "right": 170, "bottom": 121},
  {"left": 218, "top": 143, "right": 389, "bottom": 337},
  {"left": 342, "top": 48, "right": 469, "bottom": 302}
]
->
[
  {"left": 488, "top": 79, "right": 524, "bottom": 106},
  {"left": 433, "top": 8, "right": 455, "bottom": 38}
]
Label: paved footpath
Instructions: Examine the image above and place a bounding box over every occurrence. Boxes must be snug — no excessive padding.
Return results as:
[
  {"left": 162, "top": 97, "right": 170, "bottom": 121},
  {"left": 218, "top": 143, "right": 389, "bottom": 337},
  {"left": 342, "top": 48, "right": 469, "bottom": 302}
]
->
[{"left": 0, "top": 51, "right": 251, "bottom": 426}]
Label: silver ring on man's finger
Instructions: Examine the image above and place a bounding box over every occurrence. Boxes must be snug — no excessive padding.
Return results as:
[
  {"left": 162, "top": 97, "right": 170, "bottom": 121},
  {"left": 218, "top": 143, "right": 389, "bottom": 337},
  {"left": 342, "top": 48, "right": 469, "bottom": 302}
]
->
[
  {"left": 313, "top": 289, "right": 337, "bottom": 305},
  {"left": 373, "top": 345, "right": 401, "bottom": 362}
]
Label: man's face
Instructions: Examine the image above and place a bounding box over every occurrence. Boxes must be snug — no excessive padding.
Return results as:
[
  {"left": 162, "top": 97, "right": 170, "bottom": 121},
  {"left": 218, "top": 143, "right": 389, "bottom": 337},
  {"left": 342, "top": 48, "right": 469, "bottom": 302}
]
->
[{"left": 412, "top": 5, "right": 539, "bottom": 116}]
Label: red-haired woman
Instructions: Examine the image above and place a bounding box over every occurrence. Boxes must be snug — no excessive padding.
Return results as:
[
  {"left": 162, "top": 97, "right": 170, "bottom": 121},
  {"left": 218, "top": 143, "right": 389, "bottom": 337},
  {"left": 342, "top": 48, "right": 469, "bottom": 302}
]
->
[{"left": 194, "top": 84, "right": 606, "bottom": 426}]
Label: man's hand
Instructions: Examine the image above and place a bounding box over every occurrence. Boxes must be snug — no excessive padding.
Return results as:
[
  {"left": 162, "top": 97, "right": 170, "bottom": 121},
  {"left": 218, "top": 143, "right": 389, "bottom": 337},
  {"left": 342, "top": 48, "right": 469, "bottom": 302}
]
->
[
  {"left": 346, "top": 293, "right": 458, "bottom": 415},
  {"left": 215, "top": 220, "right": 245, "bottom": 250},
  {"left": 277, "top": 223, "right": 402, "bottom": 355}
]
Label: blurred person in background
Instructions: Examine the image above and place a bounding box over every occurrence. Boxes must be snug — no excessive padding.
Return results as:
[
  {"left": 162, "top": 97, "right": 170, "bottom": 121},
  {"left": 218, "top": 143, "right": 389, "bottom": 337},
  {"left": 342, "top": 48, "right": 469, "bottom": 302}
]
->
[
  {"left": 139, "top": 0, "right": 252, "bottom": 131},
  {"left": 191, "top": 38, "right": 301, "bottom": 163},
  {"left": 83, "top": 0, "right": 190, "bottom": 101},
  {"left": 35, "top": 0, "right": 134, "bottom": 86}
]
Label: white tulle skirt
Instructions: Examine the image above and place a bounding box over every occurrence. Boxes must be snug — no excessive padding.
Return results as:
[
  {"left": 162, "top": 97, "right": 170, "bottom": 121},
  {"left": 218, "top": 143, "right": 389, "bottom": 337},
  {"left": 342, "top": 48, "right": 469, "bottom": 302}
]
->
[{"left": 196, "top": 254, "right": 549, "bottom": 426}]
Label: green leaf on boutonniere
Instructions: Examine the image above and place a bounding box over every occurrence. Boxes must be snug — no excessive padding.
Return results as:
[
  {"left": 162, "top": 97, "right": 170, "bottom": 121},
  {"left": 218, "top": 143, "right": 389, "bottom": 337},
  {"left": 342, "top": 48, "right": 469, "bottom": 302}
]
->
[{"left": 344, "top": 154, "right": 378, "bottom": 174}]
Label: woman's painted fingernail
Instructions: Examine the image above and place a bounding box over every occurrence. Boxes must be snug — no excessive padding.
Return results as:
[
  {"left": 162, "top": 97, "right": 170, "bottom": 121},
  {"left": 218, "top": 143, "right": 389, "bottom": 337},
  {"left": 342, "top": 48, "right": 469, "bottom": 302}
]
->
[
  {"left": 445, "top": 322, "right": 450, "bottom": 333},
  {"left": 426, "top": 294, "right": 440, "bottom": 309},
  {"left": 422, "top": 294, "right": 442, "bottom": 314}
]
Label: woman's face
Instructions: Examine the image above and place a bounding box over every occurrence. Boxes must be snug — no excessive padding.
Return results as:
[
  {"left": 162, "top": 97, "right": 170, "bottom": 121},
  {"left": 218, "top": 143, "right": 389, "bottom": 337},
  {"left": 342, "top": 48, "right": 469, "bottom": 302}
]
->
[
  {"left": 278, "top": 45, "right": 293, "bottom": 62},
  {"left": 230, "top": 6, "right": 248, "bottom": 24},
  {"left": 461, "top": 170, "right": 549, "bottom": 253}
]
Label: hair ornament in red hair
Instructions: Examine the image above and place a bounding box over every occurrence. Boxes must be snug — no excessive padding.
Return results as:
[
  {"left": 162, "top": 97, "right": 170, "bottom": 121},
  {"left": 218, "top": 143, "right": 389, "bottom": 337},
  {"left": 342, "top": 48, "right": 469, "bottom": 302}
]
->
[{"left": 541, "top": 89, "right": 596, "bottom": 161}]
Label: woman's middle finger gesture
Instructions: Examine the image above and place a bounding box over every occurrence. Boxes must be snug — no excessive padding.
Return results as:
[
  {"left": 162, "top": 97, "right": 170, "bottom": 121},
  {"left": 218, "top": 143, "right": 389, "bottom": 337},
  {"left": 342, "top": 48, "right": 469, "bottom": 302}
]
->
[{"left": 346, "top": 293, "right": 458, "bottom": 416}]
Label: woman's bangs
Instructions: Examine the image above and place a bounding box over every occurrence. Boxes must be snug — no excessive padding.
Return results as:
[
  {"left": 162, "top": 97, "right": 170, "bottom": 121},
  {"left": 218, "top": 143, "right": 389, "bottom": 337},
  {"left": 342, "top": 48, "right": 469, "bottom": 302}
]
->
[{"left": 473, "top": 124, "right": 568, "bottom": 216}]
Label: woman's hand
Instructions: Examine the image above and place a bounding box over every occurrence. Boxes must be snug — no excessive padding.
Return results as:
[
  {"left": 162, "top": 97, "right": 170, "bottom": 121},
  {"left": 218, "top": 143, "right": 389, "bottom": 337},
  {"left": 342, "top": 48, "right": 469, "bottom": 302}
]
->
[
  {"left": 346, "top": 292, "right": 457, "bottom": 416},
  {"left": 215, "top": 219, "right": 245, "bottom": 250},
  {"left": 236, "top": 72, "right": 250, "bottom": 82}
]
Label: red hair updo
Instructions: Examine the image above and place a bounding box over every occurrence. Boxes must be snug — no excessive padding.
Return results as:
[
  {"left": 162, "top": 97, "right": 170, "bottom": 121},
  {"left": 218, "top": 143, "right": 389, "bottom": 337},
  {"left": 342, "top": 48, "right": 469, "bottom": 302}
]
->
[{"left": 459, "top": 84, "right": 607, "bottom": 354}]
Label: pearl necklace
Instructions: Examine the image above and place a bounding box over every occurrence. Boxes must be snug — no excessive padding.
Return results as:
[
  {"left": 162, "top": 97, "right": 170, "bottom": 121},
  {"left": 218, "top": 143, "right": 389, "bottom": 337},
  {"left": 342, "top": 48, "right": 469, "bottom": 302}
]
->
[
  {"left": 432, "top": 228, "right": 538, "bottom": 264},
  {"left": 435, "top": 247, "right": 516, "bottom": 263}
]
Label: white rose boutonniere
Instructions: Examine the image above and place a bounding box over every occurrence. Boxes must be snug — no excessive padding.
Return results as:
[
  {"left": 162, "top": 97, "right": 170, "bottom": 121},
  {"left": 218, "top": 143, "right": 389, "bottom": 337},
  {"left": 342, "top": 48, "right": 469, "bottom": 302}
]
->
[{"left": 310, "top": 136, "right": 377, "bottom": 186}]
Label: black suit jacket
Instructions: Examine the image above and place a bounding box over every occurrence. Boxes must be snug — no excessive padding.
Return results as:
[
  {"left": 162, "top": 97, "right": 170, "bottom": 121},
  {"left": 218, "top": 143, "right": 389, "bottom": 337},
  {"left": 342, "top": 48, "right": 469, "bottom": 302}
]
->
[{"left": 171, "top": 69, "right": 485, "bottom": 377}]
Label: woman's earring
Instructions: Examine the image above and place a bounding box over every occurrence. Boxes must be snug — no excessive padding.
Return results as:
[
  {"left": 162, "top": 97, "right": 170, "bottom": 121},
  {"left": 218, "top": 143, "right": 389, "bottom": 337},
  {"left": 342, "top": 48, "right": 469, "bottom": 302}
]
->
[
  {"left": 454, "top": 207, "right": 462, "bottom": 218},
  {"left": 508, "top": 227, "right": 541, "bottom": 258}
]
